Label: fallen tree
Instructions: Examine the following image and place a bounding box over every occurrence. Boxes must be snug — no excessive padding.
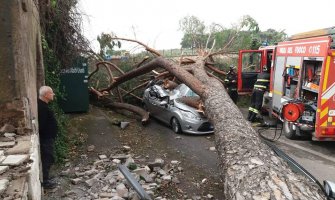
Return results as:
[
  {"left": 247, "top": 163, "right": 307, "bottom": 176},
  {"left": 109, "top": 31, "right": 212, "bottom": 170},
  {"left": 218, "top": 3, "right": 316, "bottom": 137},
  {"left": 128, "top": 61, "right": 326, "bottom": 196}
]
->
[{"left": 90, "top": 39, "right": 326, "bottom": 199}]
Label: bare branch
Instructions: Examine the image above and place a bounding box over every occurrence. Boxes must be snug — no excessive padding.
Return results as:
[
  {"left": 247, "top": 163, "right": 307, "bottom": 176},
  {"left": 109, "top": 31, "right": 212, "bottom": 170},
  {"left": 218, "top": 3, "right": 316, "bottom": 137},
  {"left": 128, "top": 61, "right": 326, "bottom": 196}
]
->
[{"left": 111, "top": 37, "right": 161, "bottom": 57}]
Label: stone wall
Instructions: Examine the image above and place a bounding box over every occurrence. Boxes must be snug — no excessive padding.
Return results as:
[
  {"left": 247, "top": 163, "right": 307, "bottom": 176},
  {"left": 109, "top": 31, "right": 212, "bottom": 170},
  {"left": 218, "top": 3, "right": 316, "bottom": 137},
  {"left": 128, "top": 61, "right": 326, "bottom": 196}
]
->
[{"left": 0, "top": 0, "right": 44, "bottom": 199}]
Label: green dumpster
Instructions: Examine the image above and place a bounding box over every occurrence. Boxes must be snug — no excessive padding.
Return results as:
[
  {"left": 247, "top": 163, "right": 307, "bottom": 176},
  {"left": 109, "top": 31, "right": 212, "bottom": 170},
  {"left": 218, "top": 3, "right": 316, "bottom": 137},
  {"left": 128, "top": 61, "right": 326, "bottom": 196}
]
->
[{"left": 59, "top": 58, "right": 89, "bottom": 113}]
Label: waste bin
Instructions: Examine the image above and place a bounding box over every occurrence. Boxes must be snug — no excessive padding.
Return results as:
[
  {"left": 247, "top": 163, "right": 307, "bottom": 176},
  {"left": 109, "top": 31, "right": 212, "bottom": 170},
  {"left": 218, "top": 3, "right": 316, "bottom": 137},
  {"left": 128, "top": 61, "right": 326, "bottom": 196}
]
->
[{"left": 59, "top": 57, "right": 89, "bottom": 113}]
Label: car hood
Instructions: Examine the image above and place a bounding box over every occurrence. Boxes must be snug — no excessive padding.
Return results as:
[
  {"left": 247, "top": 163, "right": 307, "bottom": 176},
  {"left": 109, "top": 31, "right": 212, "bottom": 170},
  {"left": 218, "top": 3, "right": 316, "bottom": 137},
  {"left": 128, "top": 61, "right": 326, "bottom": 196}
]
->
[{"left": 173, "top": 99, "right": 205, "bottom": 118}]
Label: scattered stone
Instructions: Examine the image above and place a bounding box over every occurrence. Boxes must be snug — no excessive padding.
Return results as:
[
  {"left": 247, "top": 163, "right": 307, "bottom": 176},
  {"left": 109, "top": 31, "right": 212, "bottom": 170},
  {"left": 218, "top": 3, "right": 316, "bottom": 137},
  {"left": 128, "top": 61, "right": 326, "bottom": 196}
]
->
[
  {"left": 99, "top": 155, "right": 108, "bottom": 160},
  {"left": 111, "top": 154, "right": 129, "bottom": 162},
  {"left": 177, "top": 167, "right": 183, "bottom": 172},
  {"left": 133, "top": 168, "right": 152, "bottom": 183},
  {"left": 116, "top": 183, "right": 128, "bottom": 198},
  {"left": 209, "top": 147, "right": 216, "bottom": 151},
  {"left": 250, "top": 158, "right": 264, "bottom": 166},
  {"left": 71, "top": 178, "right": 82, "bottom": 185},
  {"left": 99, "top": 192, "right": 113, "bottom": 198},
  {"left": 112, "top": 159, "right": 121, "bottom": 164},
  {"left": 148, "top": 158, "right": 164, "bottom": 170},
  {"left": 171, "top": 160, "right": 179, "bottom": 165},
  {"left": 124, "top": 157, "right": 135, "bottom": 167},
  {"left": 161, "top": 175, "right": 172, "bottom": 182},
  {"left": 175, "top": 136, "right": 182, "bottom": 139},
  {"left": 172, "top": 177, "right": 180, "bottom": 184},
  {"left": 120, "top": 122, "right": 130, "bottom": 129},
  {"left": 123, "top": 146, "right": 131, "bottom": 151},
  {"left": 87, "top": 145, "right": 95, "bottom": 152},
  {"left": 207, "top": 194, "right": 214, "bottom": 199},
  {"left": 94, "top": 160, "right": 104, "bottom": 167},
  {"left": 158, "top": 169, "right": 167, "bottom": 176},
  {"left": 85, "top": 178, "right": 98, "bottom": 187},
  {"left": 101, "top": 185, "right": 109, "bottom": 192},
  {"left": 201, "top": 178, "right": 207, "bottom": 184}
]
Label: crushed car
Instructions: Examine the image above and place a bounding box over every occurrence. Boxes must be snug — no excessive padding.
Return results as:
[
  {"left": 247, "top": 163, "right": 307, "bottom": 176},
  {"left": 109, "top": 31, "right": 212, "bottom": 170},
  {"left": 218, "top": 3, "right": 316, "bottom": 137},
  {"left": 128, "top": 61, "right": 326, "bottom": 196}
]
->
[{"left": 143, "top": 82, "right": 214, "bottom": 134}]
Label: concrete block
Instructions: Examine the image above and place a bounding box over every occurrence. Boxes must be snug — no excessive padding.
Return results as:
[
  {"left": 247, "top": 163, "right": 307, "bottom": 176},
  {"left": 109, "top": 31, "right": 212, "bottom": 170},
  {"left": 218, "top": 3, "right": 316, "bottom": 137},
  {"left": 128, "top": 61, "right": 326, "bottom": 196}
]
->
[
  {"left": 0, "top": 179, "right": 9, "bottom": 194},
  {"left": 1, "top": 154, "right": 29, "bottom": 166},
  {"left": 6, "top": 140, "right": 31, "bottom": 154},
  {"left": 0, "top": 141, "right": 16, "bottom": 148},
  {"left": 0, "top": 166, "right": 9, "bottom": 174}
]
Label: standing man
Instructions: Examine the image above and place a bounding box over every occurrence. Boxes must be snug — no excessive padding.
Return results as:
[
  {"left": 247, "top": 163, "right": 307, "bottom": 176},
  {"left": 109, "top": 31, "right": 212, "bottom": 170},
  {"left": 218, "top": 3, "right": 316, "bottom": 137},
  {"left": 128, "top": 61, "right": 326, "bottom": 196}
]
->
[
  {"left": 38, "top": 86, "right": 58, "bottom": 189},
  {"left": 247, "top": 66, "right": 270, "bottom": 123},
  {"left": 224, "top": 66, "right": 238, "bottom": 104}
]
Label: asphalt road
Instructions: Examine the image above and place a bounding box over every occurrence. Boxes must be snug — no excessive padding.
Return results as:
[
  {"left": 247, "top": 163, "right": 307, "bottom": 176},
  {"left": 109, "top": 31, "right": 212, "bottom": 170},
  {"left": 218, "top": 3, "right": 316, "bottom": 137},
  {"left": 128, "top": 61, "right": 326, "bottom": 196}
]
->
[
  {"left": 276, "top": 135, "right": 335, "bottom": 183},
  {"left": 240, "top": 107, "right": 335, "bottom": 185}
]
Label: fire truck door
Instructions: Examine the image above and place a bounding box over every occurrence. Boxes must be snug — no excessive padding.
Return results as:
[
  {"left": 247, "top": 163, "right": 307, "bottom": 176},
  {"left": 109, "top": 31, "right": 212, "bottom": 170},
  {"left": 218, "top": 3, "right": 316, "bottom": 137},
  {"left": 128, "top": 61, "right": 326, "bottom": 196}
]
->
[
  {"left": 272, "top": 56, "right": 286, "bottom": 111},
  {"left": 238, "top": 50, "right": 263, "bottom": 93}
]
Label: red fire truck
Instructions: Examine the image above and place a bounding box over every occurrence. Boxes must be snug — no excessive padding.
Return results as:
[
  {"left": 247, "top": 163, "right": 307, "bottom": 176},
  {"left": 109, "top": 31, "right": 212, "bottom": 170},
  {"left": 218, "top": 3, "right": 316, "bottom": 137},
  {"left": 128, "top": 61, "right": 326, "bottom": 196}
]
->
[{"left": 237, "top": 27, "right": 335, "bottom": 141}]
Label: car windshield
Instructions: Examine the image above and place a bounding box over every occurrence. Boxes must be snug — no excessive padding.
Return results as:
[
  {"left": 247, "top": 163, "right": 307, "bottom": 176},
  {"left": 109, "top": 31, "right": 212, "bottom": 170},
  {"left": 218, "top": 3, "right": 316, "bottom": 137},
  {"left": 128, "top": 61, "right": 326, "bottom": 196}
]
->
[{"left": 170, "top": 84, "right": 199, "bottom": 99}]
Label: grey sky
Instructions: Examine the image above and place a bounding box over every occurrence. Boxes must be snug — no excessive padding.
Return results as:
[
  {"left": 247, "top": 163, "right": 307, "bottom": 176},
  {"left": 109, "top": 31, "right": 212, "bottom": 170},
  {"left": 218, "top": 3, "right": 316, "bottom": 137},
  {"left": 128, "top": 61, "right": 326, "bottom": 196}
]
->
[{"left": 79, "top": 0, "right": 334, "bottom": 51}]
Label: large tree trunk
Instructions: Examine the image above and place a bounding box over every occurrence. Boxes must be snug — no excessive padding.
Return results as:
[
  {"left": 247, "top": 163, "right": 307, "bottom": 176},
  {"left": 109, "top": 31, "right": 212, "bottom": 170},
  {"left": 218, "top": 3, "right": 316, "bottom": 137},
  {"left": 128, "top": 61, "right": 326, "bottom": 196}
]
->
[{"left": 99, "top": 56, "right": 326, "bottom": 199}]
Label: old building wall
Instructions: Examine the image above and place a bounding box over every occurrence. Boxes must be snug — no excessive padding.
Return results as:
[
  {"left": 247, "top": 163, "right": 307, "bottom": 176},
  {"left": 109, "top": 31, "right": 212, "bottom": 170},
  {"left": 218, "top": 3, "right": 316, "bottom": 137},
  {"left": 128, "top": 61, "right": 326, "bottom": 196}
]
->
[{"left": 0, "top": 0, "right": 44, "bottom": 199}]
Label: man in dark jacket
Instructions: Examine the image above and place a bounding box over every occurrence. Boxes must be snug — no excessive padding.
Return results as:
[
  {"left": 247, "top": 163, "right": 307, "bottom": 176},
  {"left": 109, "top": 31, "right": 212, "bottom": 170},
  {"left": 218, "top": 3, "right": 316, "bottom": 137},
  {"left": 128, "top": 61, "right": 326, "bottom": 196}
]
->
[
  {"left": 247, "top": 66, "right": 270, "bottom": 122},
  {"left": 38, "top": 86, "right": 58, "bottom": 189},
  {"left": 224, "top": 66, "right": 238, "bottom": 103}
]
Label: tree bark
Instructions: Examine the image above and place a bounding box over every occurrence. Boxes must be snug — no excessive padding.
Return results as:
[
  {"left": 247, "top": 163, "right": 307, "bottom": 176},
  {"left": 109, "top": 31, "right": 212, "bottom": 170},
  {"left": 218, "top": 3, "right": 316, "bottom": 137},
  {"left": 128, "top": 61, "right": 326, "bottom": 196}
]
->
[{"left": 191, "top": 59, "right": 325, "bottom": 200}]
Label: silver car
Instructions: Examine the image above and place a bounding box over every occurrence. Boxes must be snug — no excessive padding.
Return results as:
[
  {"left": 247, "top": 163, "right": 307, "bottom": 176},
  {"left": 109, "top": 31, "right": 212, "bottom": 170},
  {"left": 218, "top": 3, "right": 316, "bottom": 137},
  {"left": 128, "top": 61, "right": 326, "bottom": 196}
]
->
[{"left": 143, "top": 83, "right": 214, "bottom": 134}]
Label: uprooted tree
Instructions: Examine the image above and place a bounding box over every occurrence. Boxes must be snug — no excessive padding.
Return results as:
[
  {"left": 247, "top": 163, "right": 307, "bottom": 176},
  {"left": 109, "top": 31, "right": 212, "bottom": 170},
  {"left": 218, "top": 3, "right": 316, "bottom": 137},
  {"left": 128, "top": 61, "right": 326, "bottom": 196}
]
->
[{"left": 87, "top": 36, "right": 326, "bottom": 199}]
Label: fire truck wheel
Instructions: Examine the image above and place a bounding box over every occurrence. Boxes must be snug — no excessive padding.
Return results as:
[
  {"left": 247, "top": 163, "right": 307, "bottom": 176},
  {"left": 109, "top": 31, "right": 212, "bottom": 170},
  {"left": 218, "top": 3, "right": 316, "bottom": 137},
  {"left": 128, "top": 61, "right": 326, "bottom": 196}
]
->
[{"left": 283, "top": 120, "right": 297, "bottom": 139}]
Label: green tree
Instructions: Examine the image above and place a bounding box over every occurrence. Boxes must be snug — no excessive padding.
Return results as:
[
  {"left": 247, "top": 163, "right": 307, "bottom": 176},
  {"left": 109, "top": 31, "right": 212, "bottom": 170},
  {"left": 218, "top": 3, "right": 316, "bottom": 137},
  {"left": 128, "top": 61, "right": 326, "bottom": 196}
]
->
[
  {"left": 97, "top": 32, "right": 121, "bottom": 58},
  {"left": 179, "top": 16, "right": 207, "bottom": 49},
  {"left": 179, "top": 15, "right": 287, "bottom": 52}
]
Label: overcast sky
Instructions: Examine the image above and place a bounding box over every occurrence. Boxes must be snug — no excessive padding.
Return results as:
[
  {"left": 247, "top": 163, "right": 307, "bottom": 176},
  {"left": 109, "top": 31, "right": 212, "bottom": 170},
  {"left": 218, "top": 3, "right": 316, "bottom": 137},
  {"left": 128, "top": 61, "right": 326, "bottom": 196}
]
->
[{"left": 79, "top": 0, "right": 334, "bottom": 51}]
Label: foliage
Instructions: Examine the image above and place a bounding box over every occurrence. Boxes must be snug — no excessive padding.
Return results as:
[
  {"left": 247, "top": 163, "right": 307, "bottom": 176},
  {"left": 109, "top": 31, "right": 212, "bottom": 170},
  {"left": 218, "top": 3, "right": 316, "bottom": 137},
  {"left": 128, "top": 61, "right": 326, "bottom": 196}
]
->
[
  {"left": 38, "top": 0, "right": 89, "bottom": 67},
  {"left": 179, "top": 16, "right": 207, "bottom": 49},
  {"left": 97, "top": 32, "right": 122, "bottom": 58}
]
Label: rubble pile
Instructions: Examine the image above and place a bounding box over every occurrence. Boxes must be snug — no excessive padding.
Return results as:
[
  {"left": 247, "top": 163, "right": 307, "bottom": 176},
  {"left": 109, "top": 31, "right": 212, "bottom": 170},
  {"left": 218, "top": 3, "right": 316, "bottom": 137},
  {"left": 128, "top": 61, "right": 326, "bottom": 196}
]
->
[
  {"left": 57, "top": 147, "right": 189, "bottom": 200},
  {"left": 0, "top": 124, "right": 32, "bottom": 200}
]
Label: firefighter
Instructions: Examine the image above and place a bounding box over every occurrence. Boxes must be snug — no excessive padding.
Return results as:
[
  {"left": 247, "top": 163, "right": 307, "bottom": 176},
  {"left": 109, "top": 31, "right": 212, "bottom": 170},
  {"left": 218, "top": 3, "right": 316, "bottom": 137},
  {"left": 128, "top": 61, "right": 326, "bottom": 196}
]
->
[
  {"left": 224, "top": 66, "right": 238, "bottom": 103},
  {"left": 247, "top": 65, "right": 270, "bottom": 122}
]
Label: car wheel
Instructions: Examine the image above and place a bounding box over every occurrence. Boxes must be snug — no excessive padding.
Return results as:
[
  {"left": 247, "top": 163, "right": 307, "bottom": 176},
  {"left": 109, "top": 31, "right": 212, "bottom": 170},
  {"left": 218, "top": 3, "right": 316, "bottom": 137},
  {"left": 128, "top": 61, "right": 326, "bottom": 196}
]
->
[
  {"left": 283, "top": 120, "right": 297, "bottom": 139},
  {"left": 171, "top": 117, "right": 182, "bottom": 134}
]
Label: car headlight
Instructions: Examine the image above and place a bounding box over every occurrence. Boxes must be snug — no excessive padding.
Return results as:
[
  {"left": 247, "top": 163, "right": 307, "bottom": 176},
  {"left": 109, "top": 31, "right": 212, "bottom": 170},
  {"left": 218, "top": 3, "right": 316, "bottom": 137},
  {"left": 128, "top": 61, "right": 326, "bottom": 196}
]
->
[{"left": 180, "top": 110, "right": 201, "bottom": 120}]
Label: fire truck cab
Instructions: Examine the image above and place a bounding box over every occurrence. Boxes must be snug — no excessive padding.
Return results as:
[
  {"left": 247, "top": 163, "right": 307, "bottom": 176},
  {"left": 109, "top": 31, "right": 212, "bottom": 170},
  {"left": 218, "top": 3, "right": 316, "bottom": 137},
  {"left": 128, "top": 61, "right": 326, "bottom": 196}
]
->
[{"left": 238, "top": 27, "right": 335, "bottom": 141}]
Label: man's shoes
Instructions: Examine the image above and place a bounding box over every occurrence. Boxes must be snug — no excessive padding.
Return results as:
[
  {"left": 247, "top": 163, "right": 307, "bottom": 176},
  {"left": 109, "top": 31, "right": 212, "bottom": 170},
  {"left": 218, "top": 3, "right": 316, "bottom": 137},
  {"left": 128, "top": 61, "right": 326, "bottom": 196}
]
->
[{"left": 42, "top": 180, "right": 57, "bottom": 189}]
